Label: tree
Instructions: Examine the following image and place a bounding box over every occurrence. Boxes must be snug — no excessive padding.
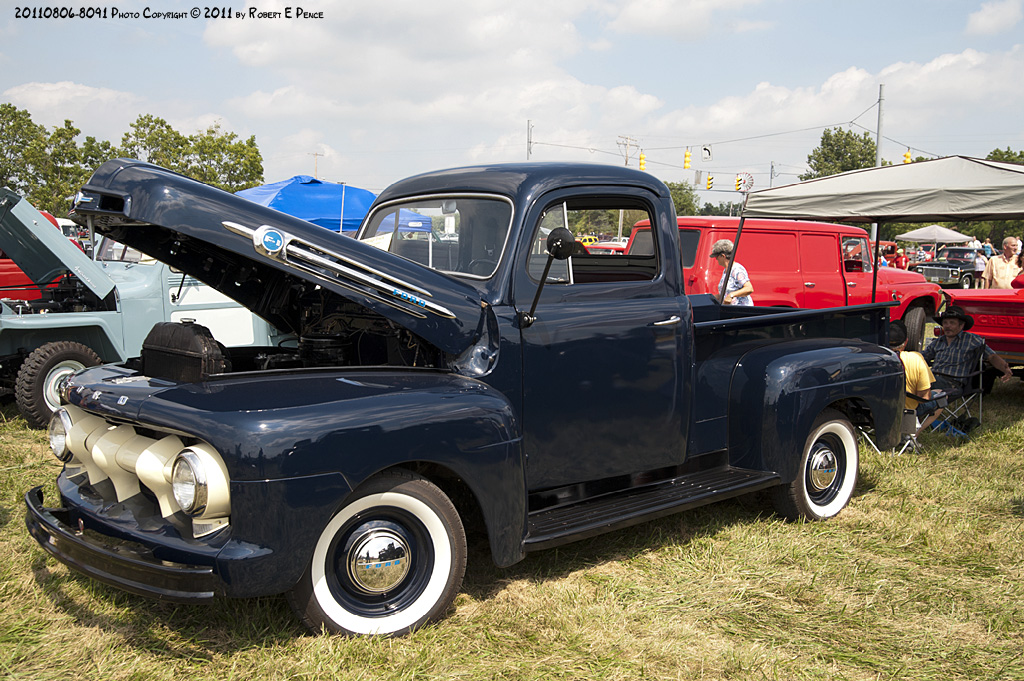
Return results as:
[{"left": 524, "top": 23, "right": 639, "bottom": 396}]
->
[
  {"left": 118, "top": 114, "right": 189, "bottom": 169},
  {"left": 117, "top": 115, "right": 263, "bottom": 192},
  {"left": 801, "top": 127, "right": 880, "bottom": 180},
  {"left": 27, "top": 120, "right": 90, "bottom": 215},
  {"left": 81, "top": 136, "right": 116, "bottom": 172},
  {"left": 664, "top": 181, "right": 699, "bottom": 216},
  {"left": 700, "top": 201, "right": 741, "bottom": 216},
  {"left": 183, "top": 122, "right": 264, "bottom": 192},
  {"left": 987, "top": 146, "right": 1024, "bottom": 165},
  {"left": 0, "top": 103, "right": 45, "bottom": 194}
]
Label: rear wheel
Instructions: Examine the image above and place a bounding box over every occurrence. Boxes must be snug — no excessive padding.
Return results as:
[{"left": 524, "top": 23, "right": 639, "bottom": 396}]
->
[
  {"left": 903, "top": 306, "right": 926, "bottom": 352},
  {"left": 287, "top": 469, "right": 467, "bottom": 636},
  {"left": 15, "top": 341, "right": 101, "bottom": 429},
  {"left": 772, "top": 409, "right": 858, "bottom": 521}
]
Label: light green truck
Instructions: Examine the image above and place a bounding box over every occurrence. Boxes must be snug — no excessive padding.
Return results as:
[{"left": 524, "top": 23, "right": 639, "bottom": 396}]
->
[{"left": 0, "top": 187, "right": 284, "bottom": 427}]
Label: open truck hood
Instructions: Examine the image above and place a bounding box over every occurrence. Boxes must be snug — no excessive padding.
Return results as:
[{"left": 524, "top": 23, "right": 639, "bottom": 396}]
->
[
  {"left": 72, "top": 159, "right": 485, "bottom": 355},
  {"left": 0, "top": 187, "right": 116, "bottom": 301}
]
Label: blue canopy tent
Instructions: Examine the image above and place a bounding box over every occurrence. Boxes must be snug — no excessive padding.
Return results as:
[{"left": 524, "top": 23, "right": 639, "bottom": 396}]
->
[{"left": 235, "top": 175, "right": 377, "bottom": 233}]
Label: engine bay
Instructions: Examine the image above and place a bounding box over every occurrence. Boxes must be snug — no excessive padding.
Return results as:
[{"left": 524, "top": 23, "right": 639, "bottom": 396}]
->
[{"left": 135, "top": 289, "right": 446, "bottom": 384}]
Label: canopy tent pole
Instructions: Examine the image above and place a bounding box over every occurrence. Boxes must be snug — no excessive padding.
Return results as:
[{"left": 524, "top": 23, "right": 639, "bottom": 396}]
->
[
  {"left": 871, "top": 225, "right": 882, "bottom": 303},
  {"left": 720, "top": 193, "right": 750, "bottom": 304}
]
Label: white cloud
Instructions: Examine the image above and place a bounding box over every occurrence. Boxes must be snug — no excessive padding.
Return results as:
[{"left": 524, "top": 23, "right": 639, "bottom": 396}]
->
[
  {"left": 966, "top": 0, "right": 1023, "bottom": 35},
  {"left": 3, "top": 82, "right": 145, "bottom": 139},
  {"left": 606, "top": 0, "right": 763, "bottom": 35}
]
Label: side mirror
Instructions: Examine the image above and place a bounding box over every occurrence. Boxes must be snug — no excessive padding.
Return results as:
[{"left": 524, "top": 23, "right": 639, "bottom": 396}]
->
[
  {"left": 521, "top": 227, "right": 576, "bottom": 329},
  {"left": 547, "top": 227, "right": 575, "bottom": 260}
]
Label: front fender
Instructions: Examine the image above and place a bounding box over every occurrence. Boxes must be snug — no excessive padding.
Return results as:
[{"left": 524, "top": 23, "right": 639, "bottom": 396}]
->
[
  {"left": 130, "top": 368, "right": 526, "bottom": 570},
  {"left": 728, "top": 339, "right": 902, "bottom": 480}
]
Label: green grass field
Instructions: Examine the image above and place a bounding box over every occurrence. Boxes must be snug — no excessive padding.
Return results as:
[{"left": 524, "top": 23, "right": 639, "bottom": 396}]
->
[{"left": 2, "top": 384, "right": 1022, "bottom": 681}]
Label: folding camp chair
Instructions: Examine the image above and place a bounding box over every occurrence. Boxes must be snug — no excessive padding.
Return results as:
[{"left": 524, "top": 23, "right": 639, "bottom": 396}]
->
[
  {"left": 857, "top": 397, "right": 927, "bottom": 455},
  {"left": 929, "top": 348, "right": 986, "bottom": 438}
]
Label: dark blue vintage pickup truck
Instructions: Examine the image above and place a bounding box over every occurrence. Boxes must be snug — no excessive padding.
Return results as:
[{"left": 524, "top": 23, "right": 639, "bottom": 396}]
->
[{"left": 26, "top": 159, "right": 902, "bottom": 636}]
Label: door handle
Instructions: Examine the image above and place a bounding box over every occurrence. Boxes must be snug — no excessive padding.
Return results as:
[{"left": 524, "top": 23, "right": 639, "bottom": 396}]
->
[
  {"left": 652, "top": 316, "right": 681, "bottom": 327},
  {"left": 804, "top": 282, "right": 815, "bottom": 288},
  {"left": 847, "top": 282, "right": 856, "bottom": 287}
]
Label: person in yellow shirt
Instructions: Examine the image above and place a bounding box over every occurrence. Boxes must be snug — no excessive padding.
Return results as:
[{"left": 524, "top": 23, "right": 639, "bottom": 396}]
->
[{"left": 889, "top": 321, "right": 942, "bottom": 437}]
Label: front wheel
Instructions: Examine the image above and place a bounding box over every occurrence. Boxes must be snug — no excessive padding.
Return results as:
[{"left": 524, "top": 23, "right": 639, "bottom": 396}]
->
[
  {"left": 287, "top": 469, "right": 467, "bottom": 636},
  {"left": 772, "top": 409, "right": 858, "bottom": 521},
  {"left": 903, "top": 306, "right": 926, "bottom": 352},
  {"left": 15, "top": 341, "right": 101, "bottom": 429},
  {"left": 959, "top": 274, "right": 973, "bottom": 289}
]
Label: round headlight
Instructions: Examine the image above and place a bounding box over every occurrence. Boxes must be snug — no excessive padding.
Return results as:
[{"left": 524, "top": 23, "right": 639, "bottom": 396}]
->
[
  {"left": 48, "top": 408, "right": 74, "bottom": 463},
  {"left": 171, "top": 450, "right": 208, "bottom": 515}
]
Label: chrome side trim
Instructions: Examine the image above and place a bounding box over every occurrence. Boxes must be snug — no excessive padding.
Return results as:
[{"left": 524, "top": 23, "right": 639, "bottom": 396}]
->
[{"left": 222, "top": 221, "right": 456, "bottom": 319}]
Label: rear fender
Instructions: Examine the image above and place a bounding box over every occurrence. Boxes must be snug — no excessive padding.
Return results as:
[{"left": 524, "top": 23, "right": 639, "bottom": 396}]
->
[{"left": 727, "top": 339, "right": 902, "bottom": 480}]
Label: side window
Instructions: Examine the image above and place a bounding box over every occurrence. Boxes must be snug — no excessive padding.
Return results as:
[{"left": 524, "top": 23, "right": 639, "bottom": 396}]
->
[
  {"left": 678, "top": 229, "right": 700, "bottom": 268},
  {"left": 96, "top": 238, "right": 149, "bottom": 263},
  {"left": 528, "top": 199, "right": 659, "bottom": 285},
  {"left": 842, "top": 236, "right": 873, "bottom": 273}
]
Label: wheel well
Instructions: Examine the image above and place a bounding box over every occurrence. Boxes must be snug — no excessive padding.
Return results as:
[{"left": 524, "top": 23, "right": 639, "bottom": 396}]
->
[
  {"left": 828, "top": 398, "right": 873, "bottom": 432},
  {"left": 391, "top": 462, "right": 489, "bottom": 550},
  {"left": 901, "top": 298, "right": 936, "bottom": 319}
]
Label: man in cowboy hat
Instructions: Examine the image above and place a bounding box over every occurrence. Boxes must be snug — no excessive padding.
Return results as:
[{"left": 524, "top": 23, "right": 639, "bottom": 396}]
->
[{"left": 920, "top": 306, "right": 1013, "bottom": 394}]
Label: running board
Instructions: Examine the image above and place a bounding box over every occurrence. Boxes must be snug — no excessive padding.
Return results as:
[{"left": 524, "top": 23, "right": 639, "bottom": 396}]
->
[{"left": 525, "top": 467, "right": 780, "bottom": 552}]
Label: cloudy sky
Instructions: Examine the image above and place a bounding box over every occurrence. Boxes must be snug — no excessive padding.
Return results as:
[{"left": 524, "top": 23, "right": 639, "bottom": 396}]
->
[{"left": 2, "top": 0, "right": 1023, "bottom": 199}]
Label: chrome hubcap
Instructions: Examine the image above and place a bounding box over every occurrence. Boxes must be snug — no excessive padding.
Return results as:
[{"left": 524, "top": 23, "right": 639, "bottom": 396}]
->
[
  {"left": 45, "top": 361, "right": 85, "bottom": 411},
  {"left": 347, "top": 526, "right": 411, "bottom": 594},
  {"left": 808, "top": 447, "right": 838, "bottom": 492}
]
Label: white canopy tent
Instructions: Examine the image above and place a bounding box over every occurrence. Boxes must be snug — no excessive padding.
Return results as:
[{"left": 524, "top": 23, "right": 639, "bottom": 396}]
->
[
  {"left": 728, "top": 155, "right": 1024, "bottom": 307},
  {"left": 894, "top": 224, "right": 972, "bottom": 243},
  {"left": 743, "top": 156, "right": 1024, "bottom": 223}
]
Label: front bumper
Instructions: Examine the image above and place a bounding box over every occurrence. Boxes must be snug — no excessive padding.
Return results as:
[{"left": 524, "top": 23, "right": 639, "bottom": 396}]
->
[{"left": 25, "top": 485, "right": 222, "bottom": 602}]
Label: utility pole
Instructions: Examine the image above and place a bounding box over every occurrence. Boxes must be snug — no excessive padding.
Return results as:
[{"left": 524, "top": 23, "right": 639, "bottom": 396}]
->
[
  {"left": 308, "top": 152, "right": 324, "bottom": 179},
  {"left": 872, "top": 84, "right": 884, "bottom": 241},
  {"left": 617, "top": 135, "right": 638, "bottom": 166}
]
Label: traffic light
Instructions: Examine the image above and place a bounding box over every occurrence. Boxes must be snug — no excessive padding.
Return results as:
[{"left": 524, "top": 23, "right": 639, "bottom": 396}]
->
[
  {"left": 706, "top": 174, "right": 714, "bottom": 190},
  {"left": 683, "top": 149, "right": 691, "bottom": 169},
  {"left": 639, "top": 152, "right": 646, "bottom": 171},
  {"left": 903, "top": 149, "right": 912, "bottom": 164},
  {"left": 735, "top": 175, "right": 742, "bottom": 191}
]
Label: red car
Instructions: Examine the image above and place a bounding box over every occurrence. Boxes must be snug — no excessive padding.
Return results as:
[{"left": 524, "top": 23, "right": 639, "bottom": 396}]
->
[
  {"left": 628, "top": 216, "right": 943, "bottom": 349},
  {"left": 585, "top": 242, "right": 626, "bottom": 255},
  {"left": 940, "top": 277, "right": 1024, "bottom": 369}
]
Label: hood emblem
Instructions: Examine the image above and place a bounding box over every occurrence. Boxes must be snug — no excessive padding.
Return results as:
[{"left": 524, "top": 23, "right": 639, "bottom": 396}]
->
[
  {"left": 223, "top": 220, "right": 457, "bottom": 320},
  {"left": 258, "top": 228, "right": 285, "bottom": 256}
]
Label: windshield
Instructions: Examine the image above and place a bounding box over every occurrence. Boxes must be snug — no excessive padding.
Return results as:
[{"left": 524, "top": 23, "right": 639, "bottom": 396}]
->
[
  {"left": 937, "top": 248, "right": 973, "bottom": 262},
  {"left": 95, "top": 237, "right": 153, "bottom": 263},
  {"left": 359, "top": 196, "right": 513, "bottom": 278}
]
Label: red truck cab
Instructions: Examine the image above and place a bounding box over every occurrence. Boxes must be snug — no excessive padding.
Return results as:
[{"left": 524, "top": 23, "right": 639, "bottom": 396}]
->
[{"left": 628, "top": 216, "right": 943, "bottom": 348}]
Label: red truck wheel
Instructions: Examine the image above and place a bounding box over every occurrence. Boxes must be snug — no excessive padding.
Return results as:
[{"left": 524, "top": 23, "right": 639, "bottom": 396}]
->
[
  {"left": 15, "top": 341, "right": 101, "bottom": 429},
  {"left": 903, "top": 306, "right": 927, "bottom": 352},
  {"left": 287, "top": 469, "right": 467, "bottom": 636},
  {"left": 772, "top": 409, "right": 858, "bottom": 521}
]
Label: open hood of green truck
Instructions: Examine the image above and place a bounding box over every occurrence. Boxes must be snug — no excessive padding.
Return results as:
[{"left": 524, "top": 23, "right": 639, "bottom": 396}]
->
[{"left": 0, "top": 188, "right": 115, "bottom": 301}]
